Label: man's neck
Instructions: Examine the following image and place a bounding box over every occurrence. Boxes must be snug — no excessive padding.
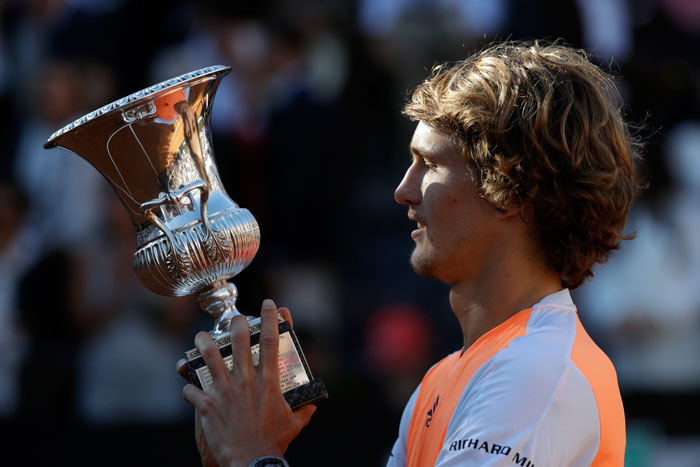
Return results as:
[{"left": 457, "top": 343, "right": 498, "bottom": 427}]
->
[{"left": 449, "top": 263, "right": 562, "bottom": 350}]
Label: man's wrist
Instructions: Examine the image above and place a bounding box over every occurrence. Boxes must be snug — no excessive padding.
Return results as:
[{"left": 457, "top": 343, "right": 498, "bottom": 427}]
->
[{"left": 248, "top": 456, "right": 289, "bottom": 467}]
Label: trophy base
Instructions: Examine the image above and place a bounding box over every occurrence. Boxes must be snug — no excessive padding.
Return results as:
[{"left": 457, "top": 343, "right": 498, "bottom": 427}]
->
[{"left": 184, "top": 319, "right": 328, "bottom": 409}]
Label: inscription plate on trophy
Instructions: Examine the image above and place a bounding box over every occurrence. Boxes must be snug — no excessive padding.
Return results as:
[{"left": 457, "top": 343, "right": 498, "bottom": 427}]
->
[{"left": 185, "top": 319, "right": 327, "bottom": 409}]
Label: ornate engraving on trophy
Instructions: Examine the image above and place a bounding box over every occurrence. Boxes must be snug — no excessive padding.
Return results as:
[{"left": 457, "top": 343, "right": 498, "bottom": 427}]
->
[{"left": 44, "top": 65, "right": 327, "bottom": 409}]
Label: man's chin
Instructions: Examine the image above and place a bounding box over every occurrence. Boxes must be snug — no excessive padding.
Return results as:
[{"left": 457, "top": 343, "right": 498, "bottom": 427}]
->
[{"left": 410, "top": 253, "right": 436, "bottom": 279}]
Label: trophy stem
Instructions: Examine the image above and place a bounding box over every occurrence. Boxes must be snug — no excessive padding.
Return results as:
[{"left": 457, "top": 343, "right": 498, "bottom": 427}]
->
[{"left": 198, "top": 281, "right": 242, "bottom": 338}]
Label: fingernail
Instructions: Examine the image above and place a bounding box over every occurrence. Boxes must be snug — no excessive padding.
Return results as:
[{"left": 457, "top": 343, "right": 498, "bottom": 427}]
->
[{"left": 262, "top": 299, "right": 275, "bottom": 311}]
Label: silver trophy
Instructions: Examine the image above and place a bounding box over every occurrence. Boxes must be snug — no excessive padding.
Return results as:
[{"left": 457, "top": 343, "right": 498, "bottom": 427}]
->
[{"left": 44, "top": 65, "right": 327, "bottom": 409}]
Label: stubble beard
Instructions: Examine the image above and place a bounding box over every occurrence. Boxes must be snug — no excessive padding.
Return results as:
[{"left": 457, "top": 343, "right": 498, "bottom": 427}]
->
[{"left": 410, "top": 247, "right": 437, "bottom": 279}]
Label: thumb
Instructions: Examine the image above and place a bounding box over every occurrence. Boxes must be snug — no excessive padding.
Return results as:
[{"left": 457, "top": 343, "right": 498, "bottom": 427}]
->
[{"left": 292, "top": 403, "right": 317, "bottom": 429}]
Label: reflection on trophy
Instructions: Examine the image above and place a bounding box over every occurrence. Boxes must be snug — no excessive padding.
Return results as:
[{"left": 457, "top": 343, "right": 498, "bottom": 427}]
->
[{"left": 44, "top": 65, "right": 328, "bottom": 409}]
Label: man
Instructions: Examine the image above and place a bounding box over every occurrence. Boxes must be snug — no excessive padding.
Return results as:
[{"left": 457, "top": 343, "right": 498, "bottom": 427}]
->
[{"left": 178, "top": 41, "right": 641, "bottom": 466}]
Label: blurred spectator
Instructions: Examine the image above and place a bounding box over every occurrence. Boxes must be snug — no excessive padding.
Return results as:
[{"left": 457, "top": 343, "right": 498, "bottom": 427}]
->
[
  {"left": 363, "top": 303, "right": 434, "bottom": 399},
  {"left": 12, "top": 59, "right": 112, "bottom": 251},
  {"left": 575, "top": 0, "right": 633, "bottom": 63},
  {"left": 0, "top": 183, "right": 33, "bottom": 418},
  {"left": 358, "top": 0, "right": 507, "bottom": 40},
  {"left": 658, "top": 0, "right": 700, "bottom": 33}
]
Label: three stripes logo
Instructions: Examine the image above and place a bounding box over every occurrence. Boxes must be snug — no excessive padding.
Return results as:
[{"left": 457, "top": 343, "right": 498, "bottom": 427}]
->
[{"left": 425, "top": 395, "right": 439, "bottom": 427}]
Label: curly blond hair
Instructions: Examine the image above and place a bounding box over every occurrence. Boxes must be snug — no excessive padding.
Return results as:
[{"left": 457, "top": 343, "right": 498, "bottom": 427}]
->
[{"left": 404, "top": 41, "right": 643, "bottom": 288}]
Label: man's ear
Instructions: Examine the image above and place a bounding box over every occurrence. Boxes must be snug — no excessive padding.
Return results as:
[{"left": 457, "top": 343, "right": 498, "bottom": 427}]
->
[
  {"left": 497, "top": 203, "right": 533, "bottom": 223},
  {"left": 497, "top": 207, "right": 520, "bottom": 220}
]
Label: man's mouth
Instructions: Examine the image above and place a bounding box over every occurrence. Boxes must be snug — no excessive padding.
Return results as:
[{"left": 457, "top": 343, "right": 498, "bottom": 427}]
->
[{"left": 411, "top": 218, "right": 426, "bottom": 238}]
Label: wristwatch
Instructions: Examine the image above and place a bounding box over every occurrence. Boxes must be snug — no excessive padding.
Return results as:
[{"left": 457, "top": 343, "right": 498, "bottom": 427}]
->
[{"left": 249, "top": 456, "right": 289, "bottom": 467}]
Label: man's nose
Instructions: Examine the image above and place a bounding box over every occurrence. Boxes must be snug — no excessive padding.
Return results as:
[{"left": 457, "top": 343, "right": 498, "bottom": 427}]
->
[{"left": 394, "top": 164, "right": 421, "bottom": 205}]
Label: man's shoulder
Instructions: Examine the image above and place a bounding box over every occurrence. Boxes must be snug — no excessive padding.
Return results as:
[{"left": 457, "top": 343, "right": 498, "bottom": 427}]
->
[
  {"left": 420, "top": 289, "right": 619, "bottom": 401},
  {"left": 423, "top": 292, "right": 584, "bottom": 387},
  {"left": 428, "top": 292, "right": 624, "bottom": 466},
  {"left": 470, "top": 298, "right": 619, "bottom": 406}
]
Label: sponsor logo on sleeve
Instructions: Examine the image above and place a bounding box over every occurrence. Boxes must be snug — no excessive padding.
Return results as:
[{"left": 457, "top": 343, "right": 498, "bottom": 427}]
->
[{"left": 448, "top": 438, "right": 535, "bottom": 466}]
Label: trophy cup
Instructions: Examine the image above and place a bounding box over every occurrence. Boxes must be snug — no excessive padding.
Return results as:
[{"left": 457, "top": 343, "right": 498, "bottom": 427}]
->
[{"left": 44, "top": 65, "right": 327, "bottom": 409}]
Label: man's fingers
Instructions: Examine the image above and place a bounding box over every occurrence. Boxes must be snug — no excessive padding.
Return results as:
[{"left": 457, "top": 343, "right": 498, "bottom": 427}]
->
[
  {"left": 278, "top": 307, "right": 293, "bottom": 328},
  {"left": 259, "top": 299, "right": 281, "bottom": 383},
  {"left": 176, "top": 358, "right": 192, "bottom": 383},
  {"left": 195, "top": 331, "right": 229, "bottom": 390},
  {"left": 292, "top": 404, "right": 317, "bottom": 431},
  {"left": 230, "top": 314, "right": 253, "bottom": 380},
  {"left": 183, "top": 383, "right": 206, "bottom": 408}
]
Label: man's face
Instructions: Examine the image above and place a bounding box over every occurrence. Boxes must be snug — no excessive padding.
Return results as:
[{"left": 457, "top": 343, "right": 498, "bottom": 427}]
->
[{"left": 394, "top": 122, "right": 503, "bottom": 284}]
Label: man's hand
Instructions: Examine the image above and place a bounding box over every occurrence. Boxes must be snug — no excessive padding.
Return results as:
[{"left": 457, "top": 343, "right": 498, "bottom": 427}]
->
[{"left": 177, "top": 300, "right": 316, "bottom": 467}]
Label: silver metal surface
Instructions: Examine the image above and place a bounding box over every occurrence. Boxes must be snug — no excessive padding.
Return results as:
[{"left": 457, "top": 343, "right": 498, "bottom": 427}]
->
[{"left": 44, "top": 65, "right": 260, "bottom": 336}]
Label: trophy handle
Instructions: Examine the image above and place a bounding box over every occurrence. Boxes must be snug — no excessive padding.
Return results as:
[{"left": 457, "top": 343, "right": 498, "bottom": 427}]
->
[
  {"left": 138, "top": 180, "right": 211, "bottom": 280},
  {"left": 140, "top": 179, "right": 211, "bottom": 243}
]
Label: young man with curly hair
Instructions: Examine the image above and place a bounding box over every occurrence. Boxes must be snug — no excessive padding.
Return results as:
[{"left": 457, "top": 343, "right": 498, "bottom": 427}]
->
[{"left": 179, "top": 41, "right": 642, "bottom": 467}]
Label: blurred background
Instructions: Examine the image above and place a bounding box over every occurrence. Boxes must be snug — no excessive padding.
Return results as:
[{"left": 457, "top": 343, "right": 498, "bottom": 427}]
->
[{"left": 0, "top": 0, "right": 699, "bottom": 465}]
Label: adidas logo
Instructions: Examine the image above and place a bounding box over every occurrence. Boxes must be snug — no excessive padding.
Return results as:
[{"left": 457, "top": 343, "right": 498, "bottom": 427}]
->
[{"left": 425, "top": 395, "right": 439, "bottom": 427}]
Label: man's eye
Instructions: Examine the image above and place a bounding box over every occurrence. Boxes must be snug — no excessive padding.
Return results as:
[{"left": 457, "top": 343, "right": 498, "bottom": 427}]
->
[{"left": 425, "top": 162, "right": 439, "bottom": 171}]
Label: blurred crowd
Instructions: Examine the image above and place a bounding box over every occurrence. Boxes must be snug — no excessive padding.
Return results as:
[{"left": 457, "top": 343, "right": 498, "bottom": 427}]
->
[{"left": 1, "top": 0, "right": 699, "bottom": 465}]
